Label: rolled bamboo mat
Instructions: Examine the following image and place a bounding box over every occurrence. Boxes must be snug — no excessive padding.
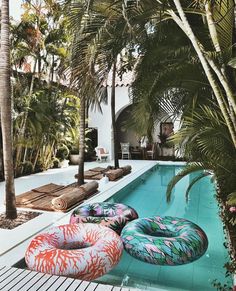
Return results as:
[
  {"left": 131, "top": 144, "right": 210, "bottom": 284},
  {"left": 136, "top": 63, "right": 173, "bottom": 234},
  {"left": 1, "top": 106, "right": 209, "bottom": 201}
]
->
[
  {"left": 80, "top": 181, "right": 99, "bottom": 198},
  {"left": 51, "top": 188, "right": 86, "bottom": 211},
  {"left": 121, "top": 165, "right": 132, "bottom": 175},
  {"left": 32, "top": 183, "right": 65, "bottom": 194},
  {"left": 106, "top": 169, "right": 124, "bottom": 181}
]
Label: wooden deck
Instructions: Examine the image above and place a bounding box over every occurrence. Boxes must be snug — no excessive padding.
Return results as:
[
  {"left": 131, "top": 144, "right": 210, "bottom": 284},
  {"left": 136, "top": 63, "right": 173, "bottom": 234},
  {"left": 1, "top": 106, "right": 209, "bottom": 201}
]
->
[{"left": 0, "top": 266, "right": 134, "bottom": 291}]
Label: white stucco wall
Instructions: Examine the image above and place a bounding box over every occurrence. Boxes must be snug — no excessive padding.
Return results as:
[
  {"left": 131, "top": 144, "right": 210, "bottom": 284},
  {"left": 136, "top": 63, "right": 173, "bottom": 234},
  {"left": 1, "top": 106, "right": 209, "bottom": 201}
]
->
[
  {"left": 88, "top": 86, "right": 130, "bottom": 159},
  {"left": 88, "top": 86, "right": 181, "bottom": 160}
]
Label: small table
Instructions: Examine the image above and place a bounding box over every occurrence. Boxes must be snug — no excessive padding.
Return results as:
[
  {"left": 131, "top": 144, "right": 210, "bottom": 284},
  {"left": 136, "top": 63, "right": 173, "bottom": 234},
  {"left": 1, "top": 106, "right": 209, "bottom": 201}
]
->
[{"left": 131, "top": 150, "right": 142, "bottom": 160}]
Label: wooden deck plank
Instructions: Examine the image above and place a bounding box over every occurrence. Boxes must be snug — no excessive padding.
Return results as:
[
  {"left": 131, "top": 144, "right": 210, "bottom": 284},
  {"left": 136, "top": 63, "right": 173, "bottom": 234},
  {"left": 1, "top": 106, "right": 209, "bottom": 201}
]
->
[
  {"left": 84, "top": 282, "right": 98, "bottom": 291},
  {"left": 8, "top": 271, "right": 39, "bottom": 291},
  {"left": 0, "top": 266, "right": 11, "bottom": 276},
  {"left": 36, "top": 275, "right": 60, "bottom": 290},
  {"left": 24, "top": 273, "right": 52, "bottom": 290},
  {"left": 43, "top": 276, "right": 67, "bottom": 290},
  {"left": 75, "top": 280, "right": 90, "bottom": 290},
  {"left": 0, "top": 267, "right": 138, "bottom": 291},
  {"left": 95, "top": 283, "right": 114, "bottom": 290},
  {"left": 54, "top": 277, "right": 75, "bottom": 290},
  {"left": 0, "top": 268, "right": 25, "bottom": 289},
  {"left": 14, "top": 272, "right": 47, "bottom": 291},
  {"left": 65, "top": 279, "right": 83, "bottom": 291},
  {"left": 0, "top": 267, "right": 17, "bottom": 282},
  {"left": 0, "top": 269, "right": 32, "bottom": 290},
  {"left": 0, "top": 266, "right": 6, "bottom": 272}
]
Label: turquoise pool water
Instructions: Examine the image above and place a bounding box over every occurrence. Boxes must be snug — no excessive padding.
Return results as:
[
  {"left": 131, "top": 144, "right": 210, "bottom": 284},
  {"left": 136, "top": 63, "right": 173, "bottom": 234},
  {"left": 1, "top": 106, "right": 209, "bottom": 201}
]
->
[{"left": 96, "top": 165, "right": 232, "bottom": 290}]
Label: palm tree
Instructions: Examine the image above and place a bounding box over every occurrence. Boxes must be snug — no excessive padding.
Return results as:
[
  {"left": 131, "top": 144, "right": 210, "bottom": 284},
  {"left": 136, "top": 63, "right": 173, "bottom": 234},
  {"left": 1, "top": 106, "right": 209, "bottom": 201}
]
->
[
  {"left": 111, "top": 59, "right": 119, "bottom": 168},
  {"left": 64, "top": 0, "right": 139, "bottom": 171},
  {"left": 0, "top": 0, "right": 17, "bottom": 219},
  {"left": 166, "top": 105, "right": 236, "bottom": 201},
  {"left": 77, "top": 94, "right": 85, "bottom": 185},
  {"left": 169, "top": 0, "right": 236, "bottom": 148},
  {"left": 12, "top": 1, "right": 69, "bottom": 171}
]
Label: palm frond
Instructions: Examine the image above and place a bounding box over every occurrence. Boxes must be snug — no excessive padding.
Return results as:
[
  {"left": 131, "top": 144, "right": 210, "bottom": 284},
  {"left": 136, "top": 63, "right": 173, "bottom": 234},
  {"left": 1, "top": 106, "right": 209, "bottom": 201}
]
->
[
  {"left": 226, "top": 192, "right": 236, "bottom": 206},
  {"left": 185, "top": 172, "right": 211, "bottom": 202},
  {"left": 166, "top": 162, "right": 204, "bottom": 202}
]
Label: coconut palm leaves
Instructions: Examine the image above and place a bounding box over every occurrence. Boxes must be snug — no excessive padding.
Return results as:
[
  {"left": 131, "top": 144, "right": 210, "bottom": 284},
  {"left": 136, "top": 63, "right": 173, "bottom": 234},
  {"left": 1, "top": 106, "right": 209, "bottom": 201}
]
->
[
  {"left": 166, "top": 104, "right": 236, "bottom": 202},
  {"left": 128, "top": 20, "right": 210, "bottom": 137},
  {"left": 169, "top": 0, "right": 236, "bottom": 147},
  {"left": 113, "top": 0, "right": 236, "bottom": 146}
]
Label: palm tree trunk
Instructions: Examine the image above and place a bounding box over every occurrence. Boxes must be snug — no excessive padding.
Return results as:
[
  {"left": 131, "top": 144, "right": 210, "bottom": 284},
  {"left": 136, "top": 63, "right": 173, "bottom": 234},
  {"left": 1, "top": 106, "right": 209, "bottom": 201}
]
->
[
  {"left": 111, "top": 60, "right": 119, "bottom": 168},
  {"left": 77, "top": 94, "right": 85, "bottom": 185},
  {"left": 0, "top": 0, "right": 17, "bottom": 219},
  {"left": 32, "top": 146, "right": 41, "bottom": 172},
  {"left": 169, "top": 1, "right": 236, "bottom": 148}
]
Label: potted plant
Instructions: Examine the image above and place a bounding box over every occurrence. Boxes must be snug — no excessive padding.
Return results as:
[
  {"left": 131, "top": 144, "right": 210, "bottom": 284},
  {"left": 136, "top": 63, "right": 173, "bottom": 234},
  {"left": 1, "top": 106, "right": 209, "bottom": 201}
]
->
[
  {"left": 69, "top": 146, "right": 80, "bottom": 165},
  {"left": 56, "top": 144, "right": 70, "bottom": 168}
]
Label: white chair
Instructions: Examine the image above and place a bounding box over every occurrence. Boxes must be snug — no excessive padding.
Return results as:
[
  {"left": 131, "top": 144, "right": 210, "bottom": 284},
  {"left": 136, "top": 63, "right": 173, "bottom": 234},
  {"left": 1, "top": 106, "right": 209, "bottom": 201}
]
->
[
  {"left": 146, "top": 143, "right": 156, "bottom": 160},
  {"left": 95, "top": 147, "right": 110, "bottom": 162},
  {"left": 120, "top": 143, "right": 131, "bottom": 159}
]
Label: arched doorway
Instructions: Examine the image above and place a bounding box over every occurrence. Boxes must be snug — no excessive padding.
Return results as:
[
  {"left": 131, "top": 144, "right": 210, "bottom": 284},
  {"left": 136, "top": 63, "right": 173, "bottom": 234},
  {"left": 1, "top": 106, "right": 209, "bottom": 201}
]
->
[
  {"left": 116, "top": 105, "right": 139, "bottom": 148},
  {"left": 116, "top": 105, "right": 175, "bottom": 158}
]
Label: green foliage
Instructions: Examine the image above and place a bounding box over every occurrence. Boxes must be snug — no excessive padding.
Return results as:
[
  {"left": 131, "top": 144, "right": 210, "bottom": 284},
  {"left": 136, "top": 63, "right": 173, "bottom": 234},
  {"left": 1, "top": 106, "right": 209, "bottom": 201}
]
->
[
  {"left": 56, "top": 144, "right": 70, "bottom": 161},
  {"left": 212, "top": 279, "right": 232, "bottom": 291},
  {"left": 51, "top": 157, "right": 60, "bottom": 168},
  {"left": 34, "top": 159, "right": 44, "bottom": 173},
  {"left": 226, "top": 192, "right": 236, "bottom": 206},
  {"left": 69, "top": 147, "right": 80, "bottom": 155},
  {"left": 21, "top": 161, "right": 33, "bottom": 176}
]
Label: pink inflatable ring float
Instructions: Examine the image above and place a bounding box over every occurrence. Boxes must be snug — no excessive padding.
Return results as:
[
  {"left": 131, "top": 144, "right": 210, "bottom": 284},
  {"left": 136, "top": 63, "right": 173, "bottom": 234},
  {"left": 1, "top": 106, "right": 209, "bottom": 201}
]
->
[
  {"left": 70, "top": 202, "right": 138, "bottom": 234},
  {"left": 25, "top": 223, "right": 123, "bottom": 280}
]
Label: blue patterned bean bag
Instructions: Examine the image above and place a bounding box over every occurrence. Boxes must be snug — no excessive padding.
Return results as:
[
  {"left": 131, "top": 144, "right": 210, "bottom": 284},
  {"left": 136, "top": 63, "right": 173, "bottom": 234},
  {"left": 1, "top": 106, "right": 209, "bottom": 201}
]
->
[{"left": 121, "top": 216, "right": 208, "bottom": 265}]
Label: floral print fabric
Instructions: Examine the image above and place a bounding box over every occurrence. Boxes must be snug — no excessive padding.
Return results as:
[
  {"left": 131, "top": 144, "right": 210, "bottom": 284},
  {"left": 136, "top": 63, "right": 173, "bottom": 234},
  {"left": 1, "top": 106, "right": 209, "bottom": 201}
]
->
[
  {"left": 70, "top": 202, "right": 138, "bottom": 234},
  {"left": 121, "top": 216, "right": 208, "bottom": 265}
]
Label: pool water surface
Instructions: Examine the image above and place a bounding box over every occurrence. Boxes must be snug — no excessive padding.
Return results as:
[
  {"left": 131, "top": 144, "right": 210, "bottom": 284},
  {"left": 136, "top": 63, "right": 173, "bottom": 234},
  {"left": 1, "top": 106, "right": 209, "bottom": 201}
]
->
[{"left": 96, "top": 165, "right": 231, "bottom": 290}]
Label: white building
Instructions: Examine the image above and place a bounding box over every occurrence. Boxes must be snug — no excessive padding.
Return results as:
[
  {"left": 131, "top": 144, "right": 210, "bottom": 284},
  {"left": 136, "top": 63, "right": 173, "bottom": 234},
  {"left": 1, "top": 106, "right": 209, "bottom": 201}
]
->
[{"left": 88, "top": 72, "right": 180, "bottom": 160}]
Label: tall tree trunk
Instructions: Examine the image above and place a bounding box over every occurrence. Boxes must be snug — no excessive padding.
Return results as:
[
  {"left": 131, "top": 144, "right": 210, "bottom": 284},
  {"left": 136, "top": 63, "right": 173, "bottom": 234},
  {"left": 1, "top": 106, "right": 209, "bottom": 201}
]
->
[
  {"left": 0, "top": 0, "right": 17, "bottom": 219},
  {"left": 111, "top": 60, "right": 119, "bottom": 168},
  {"left": 77, "top": 94, "right": 85, "bottom": 185}
]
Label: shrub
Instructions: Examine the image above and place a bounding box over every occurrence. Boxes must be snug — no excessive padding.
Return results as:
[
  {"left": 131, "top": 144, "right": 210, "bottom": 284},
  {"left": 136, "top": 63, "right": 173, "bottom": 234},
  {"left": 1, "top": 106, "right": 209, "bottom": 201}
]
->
[
  {"left": 56, "top": 144, "right": 69, "bottom": 161},
  {"left": 70, "top": 146, "right": 79, "bottom": 155},
  {"left": 52, "top": 157, "right": 60, "bottom": 168},
  {"left": 34, "top": 160, "right": 44, "bottom": 173},
  {"left": 21, "top": 161, "right": 33, "bottom": 175}
]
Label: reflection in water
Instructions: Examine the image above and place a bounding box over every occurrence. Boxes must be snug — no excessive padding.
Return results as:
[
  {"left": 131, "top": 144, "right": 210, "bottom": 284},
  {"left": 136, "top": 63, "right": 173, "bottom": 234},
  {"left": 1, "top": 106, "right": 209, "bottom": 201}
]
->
[{"left": 121, "top": 274, "right": 129, "bottom": 287}]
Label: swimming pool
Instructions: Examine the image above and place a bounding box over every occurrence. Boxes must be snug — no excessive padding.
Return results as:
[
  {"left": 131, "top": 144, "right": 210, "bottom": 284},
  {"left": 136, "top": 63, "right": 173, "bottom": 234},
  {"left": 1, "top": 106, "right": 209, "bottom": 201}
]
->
[{"left": 96, "top": 165, "right": 232, "bottom": 290}]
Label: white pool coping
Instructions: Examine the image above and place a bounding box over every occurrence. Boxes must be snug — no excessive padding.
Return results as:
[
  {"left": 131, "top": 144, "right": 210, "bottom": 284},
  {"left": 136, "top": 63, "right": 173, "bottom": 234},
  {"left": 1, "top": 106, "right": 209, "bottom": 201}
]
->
[{"left": 1, "top": 159, "right": 174, "bottom": 266}]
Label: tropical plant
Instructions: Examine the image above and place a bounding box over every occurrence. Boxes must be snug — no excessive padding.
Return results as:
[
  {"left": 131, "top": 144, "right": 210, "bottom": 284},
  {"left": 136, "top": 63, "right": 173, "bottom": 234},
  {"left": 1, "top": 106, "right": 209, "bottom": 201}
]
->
[
  {"left": 56, "top": 144, "right": 70, "bottom": 161},
  {"left": 64, "top": 0, "right": 143, "bottom": 171},
  {"left": 166, "top": 105, "right": 236, "bottom": 196},
  {"left": 11, "top": 0, "right": 70, "bottom": 170},
  {"left": 12, "top": 83, "right": 80, "bottom": 175}
]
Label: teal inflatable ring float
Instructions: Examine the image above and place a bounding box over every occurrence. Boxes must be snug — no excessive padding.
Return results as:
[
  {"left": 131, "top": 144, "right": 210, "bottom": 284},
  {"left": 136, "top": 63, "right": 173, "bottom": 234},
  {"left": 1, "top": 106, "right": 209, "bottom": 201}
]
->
[
  {"left": 121, "top": 216, "right": 208, "bottom": 265},
  {"left": 70, "top": 202, "right": 138, "bottom": 234}
]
